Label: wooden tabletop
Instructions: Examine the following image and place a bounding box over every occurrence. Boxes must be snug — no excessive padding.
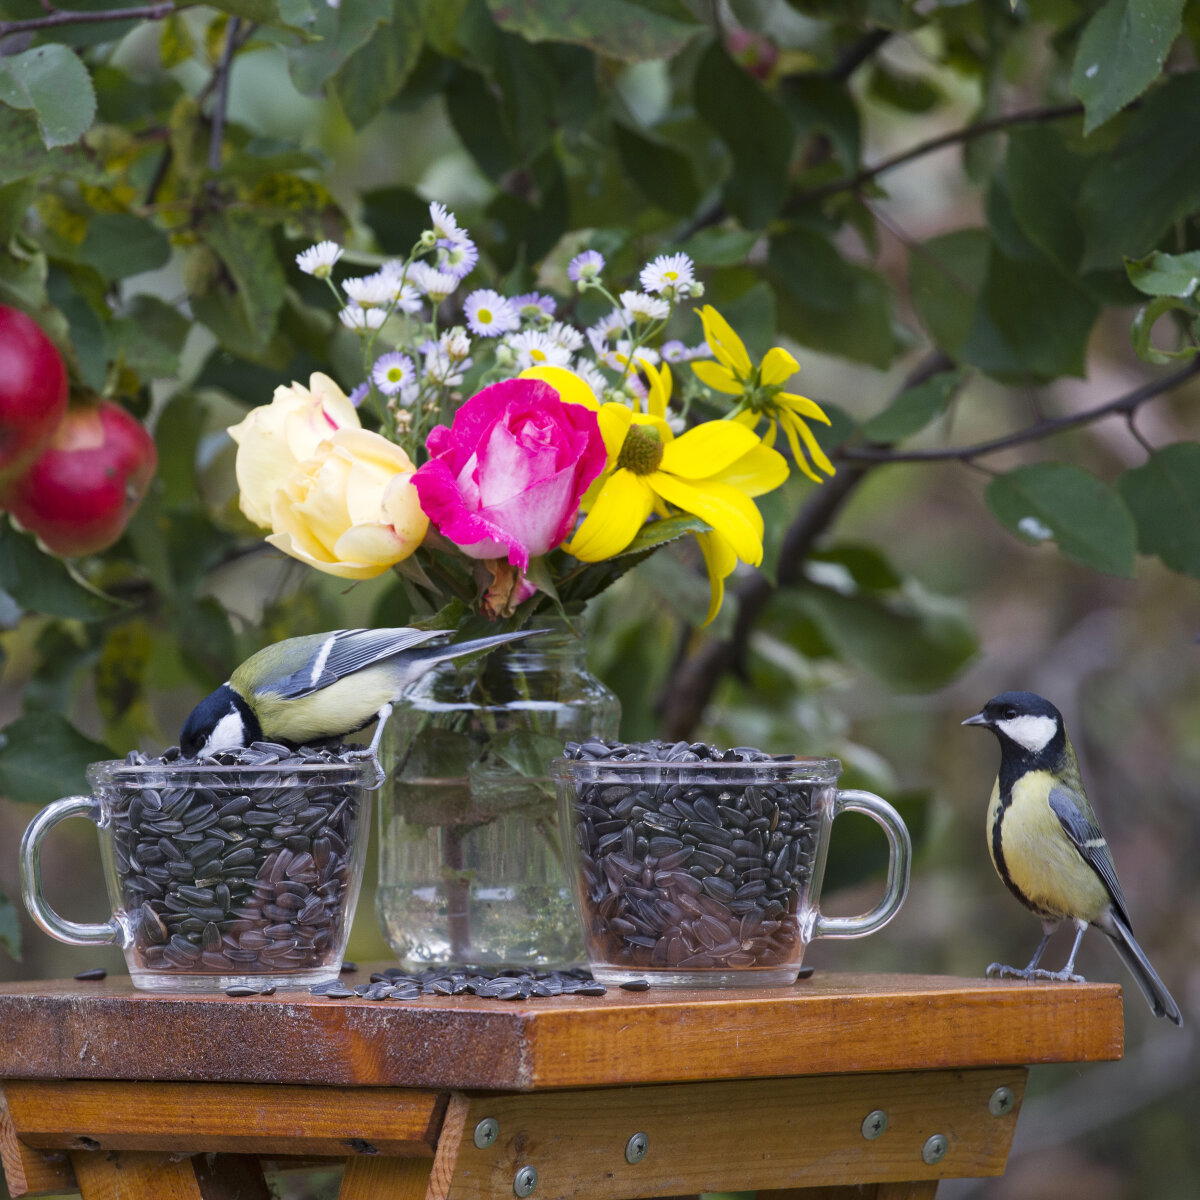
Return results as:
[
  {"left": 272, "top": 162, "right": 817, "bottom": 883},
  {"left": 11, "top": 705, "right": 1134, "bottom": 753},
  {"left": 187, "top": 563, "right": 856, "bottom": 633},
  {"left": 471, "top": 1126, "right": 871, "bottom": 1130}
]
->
[{"left": 0, "top": 968, "right": 1123, "bottom": 1092}]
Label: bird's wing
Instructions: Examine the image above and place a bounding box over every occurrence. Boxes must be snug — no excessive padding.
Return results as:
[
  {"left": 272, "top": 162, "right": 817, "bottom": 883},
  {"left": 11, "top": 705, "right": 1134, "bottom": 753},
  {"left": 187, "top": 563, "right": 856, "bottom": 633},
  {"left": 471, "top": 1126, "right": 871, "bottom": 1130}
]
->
[
  {"left": 1048, "top": 782, "right": 1132, "bottom": 928},
  {"left": 268, "top": 628, "right": 448, "bottom": 699}
]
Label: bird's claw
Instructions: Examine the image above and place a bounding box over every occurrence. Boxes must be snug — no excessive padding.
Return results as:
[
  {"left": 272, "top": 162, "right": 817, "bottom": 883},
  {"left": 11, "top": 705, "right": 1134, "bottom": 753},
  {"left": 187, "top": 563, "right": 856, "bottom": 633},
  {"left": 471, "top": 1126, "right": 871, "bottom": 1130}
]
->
[
  {"left": 986, "top": 962, "right": 1034, "bottom": 980},
  {"left": 1029, "top": 968, "right": 1086, "bottom": 983}
]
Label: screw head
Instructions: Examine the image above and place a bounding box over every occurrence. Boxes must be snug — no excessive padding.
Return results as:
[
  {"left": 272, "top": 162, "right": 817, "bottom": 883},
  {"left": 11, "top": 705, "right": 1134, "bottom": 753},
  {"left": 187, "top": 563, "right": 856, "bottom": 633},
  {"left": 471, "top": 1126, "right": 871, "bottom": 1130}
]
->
[
  {"left": 861, "top": 1109, "right": 888, "bottom": 1140},
  {"left": 922, "top": 1133, "right": 948, "bottom": 1165},
  {"left": 989, "top": 1086, "right": 1015, "bottom": 1116},
  {"left": 625, "top": 1131, "right": 649, "bottom": 1163},
  {"left": 513, "top": 1165, "right": 538, "bottom": 1197},
  {"left": 474, "top": 1117, "right": 499, "bottom": 1149}
]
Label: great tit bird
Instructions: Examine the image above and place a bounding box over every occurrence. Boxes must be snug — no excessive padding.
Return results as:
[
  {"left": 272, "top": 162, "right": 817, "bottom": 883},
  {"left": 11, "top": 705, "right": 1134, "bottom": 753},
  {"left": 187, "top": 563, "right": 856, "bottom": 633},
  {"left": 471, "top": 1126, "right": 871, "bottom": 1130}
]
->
[
  {"left": 962, "top": 690, "right": 1182, "bottom": 1025},
  {"left": 180, "top": 627, "right": 542, "bottom": 758}
]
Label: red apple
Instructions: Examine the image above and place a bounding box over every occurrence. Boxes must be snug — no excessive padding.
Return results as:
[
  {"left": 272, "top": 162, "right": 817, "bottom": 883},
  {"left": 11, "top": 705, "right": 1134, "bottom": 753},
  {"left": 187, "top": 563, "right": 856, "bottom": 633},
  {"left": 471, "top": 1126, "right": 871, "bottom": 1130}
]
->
[
  {"left": 6, "top": 400, "right": 157, "bottom": 556},
  {"left": 0, "top": 304, "right": 69, "bottom": 492}
]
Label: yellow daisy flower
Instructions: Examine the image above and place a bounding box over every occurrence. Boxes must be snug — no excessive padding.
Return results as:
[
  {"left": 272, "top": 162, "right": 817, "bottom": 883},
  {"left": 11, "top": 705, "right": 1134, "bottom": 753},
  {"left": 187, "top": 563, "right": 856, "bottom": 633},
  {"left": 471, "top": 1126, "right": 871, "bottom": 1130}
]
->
[{"left": 691, "top": 305, "right": 836, "bottom": 484}]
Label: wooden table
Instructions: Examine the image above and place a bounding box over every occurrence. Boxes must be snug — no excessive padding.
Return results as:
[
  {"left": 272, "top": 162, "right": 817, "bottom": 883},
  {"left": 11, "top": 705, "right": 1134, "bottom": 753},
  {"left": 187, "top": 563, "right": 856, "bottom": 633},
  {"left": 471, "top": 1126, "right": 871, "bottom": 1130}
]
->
[{"left": 0, "top": 969, "right": 1123, "bottom": 1200}]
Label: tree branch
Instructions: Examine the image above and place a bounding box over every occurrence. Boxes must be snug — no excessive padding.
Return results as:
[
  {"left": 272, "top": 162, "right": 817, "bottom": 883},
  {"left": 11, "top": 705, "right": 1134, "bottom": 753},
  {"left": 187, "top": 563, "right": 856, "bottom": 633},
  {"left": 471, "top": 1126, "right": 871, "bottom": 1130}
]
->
[
  {"left": 657, "top": 352, "right": 951, "bottom": 742},
  {"left": 206, "top": 16, "right": 242, "bottom": 174},
  {"left": 840, "top": 357, "right": 1200, "bottom": 465},
  {"left": 0, "top": 2, "right": 173, "bottom": 37},
  {"left": 793, "top": 101, "right": 1085, "bottom": 206}
]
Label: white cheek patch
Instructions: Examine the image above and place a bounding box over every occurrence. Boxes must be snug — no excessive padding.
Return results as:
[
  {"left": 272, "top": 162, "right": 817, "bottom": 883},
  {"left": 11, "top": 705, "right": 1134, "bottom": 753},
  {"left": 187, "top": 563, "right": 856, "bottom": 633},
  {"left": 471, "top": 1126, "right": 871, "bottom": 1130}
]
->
[
  {"left": 996, "top": 713, "right": 1057, "bottom": 754},
  {"left": 201, "top": 709, "right": 246, "bottom": 755}
]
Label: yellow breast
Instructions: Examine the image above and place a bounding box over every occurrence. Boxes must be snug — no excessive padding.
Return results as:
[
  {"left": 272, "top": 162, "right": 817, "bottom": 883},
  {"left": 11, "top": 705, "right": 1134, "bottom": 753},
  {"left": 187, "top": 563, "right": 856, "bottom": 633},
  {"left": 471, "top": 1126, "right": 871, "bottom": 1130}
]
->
[{"left": 990, "top": 770, "right": 1110, "bottom": 923}]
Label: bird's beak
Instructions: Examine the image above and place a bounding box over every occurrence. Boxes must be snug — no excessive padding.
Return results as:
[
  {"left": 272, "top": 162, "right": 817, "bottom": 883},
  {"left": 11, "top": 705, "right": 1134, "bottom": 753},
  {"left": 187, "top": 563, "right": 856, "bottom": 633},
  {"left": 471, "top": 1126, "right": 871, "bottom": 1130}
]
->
[{"left": 961, "top": 712, "right": 990, "bottom": 727}]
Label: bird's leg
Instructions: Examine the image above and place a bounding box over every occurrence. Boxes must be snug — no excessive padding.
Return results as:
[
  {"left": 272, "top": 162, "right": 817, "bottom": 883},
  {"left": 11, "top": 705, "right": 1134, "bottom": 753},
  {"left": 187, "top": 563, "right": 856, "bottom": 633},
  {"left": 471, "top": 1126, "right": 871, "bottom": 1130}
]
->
[
  {"left": 365, "top": 703, "right": 394, "bottom": 757},
  {"left": 987, "top": 921, "right": 1059, "bottom": 980},
  {"left": 1030, "top": 918, "right": 1088, "bottom": 983}
]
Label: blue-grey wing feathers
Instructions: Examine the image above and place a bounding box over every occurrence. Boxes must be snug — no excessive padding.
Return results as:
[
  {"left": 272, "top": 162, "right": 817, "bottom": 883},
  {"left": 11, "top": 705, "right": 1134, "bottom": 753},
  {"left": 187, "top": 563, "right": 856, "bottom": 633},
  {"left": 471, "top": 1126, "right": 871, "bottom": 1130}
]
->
[
  {"left": 269, "top": 628, "right": 447, "bottom": 699},
  {"left": 1048, "top": 783, "right": 1131, "bottom": 930}
]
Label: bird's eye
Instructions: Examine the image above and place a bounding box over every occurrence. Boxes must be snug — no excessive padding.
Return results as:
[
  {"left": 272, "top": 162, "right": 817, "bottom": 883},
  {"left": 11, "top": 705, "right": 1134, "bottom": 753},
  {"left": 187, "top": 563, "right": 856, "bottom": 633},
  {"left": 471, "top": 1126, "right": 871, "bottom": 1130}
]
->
[{"left": 1003, "top": 708, "right": 1018, "bottom": 720}]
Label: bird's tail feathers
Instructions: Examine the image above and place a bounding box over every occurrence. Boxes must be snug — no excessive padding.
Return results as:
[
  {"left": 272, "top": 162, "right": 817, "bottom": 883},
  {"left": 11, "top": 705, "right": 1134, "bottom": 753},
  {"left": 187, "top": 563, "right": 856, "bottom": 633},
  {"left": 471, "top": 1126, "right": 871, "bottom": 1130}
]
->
[
  {"left": 410, "top": 628, "right": 546, "bottom": 668},
  {"left": 1101, "top": 909, "right": 1183, "bottom": 1026}
]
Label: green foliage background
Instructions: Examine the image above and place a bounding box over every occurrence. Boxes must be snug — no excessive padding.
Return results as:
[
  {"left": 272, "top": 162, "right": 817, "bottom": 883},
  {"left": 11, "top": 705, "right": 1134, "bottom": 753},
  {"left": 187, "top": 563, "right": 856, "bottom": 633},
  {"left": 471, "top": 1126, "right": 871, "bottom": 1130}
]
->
[{"left": 2, "top": 1, "right": 1200, "bottom": 1196}]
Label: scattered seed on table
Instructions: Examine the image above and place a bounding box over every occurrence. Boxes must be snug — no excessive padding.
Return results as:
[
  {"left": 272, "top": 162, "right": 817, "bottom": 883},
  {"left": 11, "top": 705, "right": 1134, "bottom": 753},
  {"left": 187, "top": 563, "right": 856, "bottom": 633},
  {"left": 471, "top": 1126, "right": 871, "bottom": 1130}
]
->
[
  {"left": 340, "top": 961, "right": 358, "bottom": 973},
  {"left": 619, "top": 979, "right": 651, "bottom": 991},
  {"left": 74, "top": 968, "right": 107, "bottom": 981},
  {"left": 323, "top": 987, "right": 356, "bottom": 999},
  {"left": 224, "top": 985, "right": 259, "bottom": 997}
]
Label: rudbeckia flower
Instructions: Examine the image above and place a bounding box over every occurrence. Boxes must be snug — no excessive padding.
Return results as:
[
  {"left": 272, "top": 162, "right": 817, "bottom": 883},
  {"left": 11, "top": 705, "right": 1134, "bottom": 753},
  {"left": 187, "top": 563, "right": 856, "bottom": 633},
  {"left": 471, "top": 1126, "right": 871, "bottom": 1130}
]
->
[{"left": 691, "top": 305, "right": 836, "bottom": 484}]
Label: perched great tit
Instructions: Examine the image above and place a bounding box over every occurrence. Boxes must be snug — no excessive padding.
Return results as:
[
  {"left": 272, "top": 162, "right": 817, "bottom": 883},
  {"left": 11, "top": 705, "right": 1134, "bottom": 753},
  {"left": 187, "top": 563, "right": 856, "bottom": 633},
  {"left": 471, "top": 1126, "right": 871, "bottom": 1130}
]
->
[
  {"left": 180, "top": 627, "right": 542, "bottom": 758},
  {"left": 962, "top": 689, "right": 1182, "bottom": 1025}
]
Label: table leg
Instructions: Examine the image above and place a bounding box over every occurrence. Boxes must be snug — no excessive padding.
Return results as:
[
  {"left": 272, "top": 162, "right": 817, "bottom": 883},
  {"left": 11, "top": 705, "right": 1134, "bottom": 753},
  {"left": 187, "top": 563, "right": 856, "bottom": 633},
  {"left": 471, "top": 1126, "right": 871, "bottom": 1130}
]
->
[
  {"left": 338, "top": 1156, "right": 434, "bottom": 1200},
  {"left": 70, "top": 1150, "right": 207, "bottom": 1200},
  {"left": 194, "top": 1154, "right": 274, "bottom": 1200}
]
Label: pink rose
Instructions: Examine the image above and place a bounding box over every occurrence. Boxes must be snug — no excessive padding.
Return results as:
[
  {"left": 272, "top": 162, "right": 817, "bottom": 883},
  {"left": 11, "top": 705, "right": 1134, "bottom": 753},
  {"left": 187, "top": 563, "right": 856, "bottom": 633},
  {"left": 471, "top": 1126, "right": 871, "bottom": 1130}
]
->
[{"left": 412, "top": 378, "right": 606, "bottom": 570}]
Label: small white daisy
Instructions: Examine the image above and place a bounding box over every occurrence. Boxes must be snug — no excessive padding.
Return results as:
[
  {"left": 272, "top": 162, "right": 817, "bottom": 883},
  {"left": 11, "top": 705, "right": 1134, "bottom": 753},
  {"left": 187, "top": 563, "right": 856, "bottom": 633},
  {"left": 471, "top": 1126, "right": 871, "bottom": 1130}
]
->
[
  {"left": 423, "top": 344, "right": 469, "bottom": 387},
  {"left": 620, "top": 290, "right": 670, "bottom": 322},
  {"left": 372, "top": 352, "right": 415, "bottom": 396},
  {"left": 463, "top": 289, "right": 519, "bottom": 337},
  {"left": 295, "top": 240, "right": 343, "bottom": 278},
  {"left": 546, "top": 320, "right": 584, "bottom": 352},
  {"left": 661, "top": 338, "right": 709, "bottom": 363},
  {"left": 428, "top": 201, "right": 464, "bottom": 243},
  {"left": 639, "top": 252, "right": 696, "bottom": 296},
  {"left": 438, "top": 235, "right": 478, "bottom": 279},
  {"left": 586, "top": 309, "right": 628, "bottom": 356},
  {"left": 439, "top": 327, "right": 472, "bottom": 361},
  {"left": 568, "top": 249, "right": 605, "bottom": 285},
  {"left": 571, "top": 360, "right": 609, "bottom": 397},
  {"left": 599, "top": 338, "right": 659, "bottom": 373},
  {"left": 342, "top": 273, "right": 394, "bottom": 307},
  {"left": 507, "top": 329, "right": 572, "bottom": 369},
  {"left": 512, "top": 291, "right": 556, "bottom": 321},
  {"left": 339, "top": 304, "right": 386, "bottom": 333},
  {"left": 410, "top": 262, "right": 460, "bottom": 302}
]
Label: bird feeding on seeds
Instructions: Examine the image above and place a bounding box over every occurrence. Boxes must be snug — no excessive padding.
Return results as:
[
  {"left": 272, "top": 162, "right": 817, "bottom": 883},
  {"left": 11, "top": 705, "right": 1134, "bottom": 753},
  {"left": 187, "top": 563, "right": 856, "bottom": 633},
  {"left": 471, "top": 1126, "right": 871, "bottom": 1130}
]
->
[
  {"left": 962, "top": 689, "right": 1181, "bottom": 1025},
  {"left": 180, "top": 626, "right": 544, "bottom": 758}
]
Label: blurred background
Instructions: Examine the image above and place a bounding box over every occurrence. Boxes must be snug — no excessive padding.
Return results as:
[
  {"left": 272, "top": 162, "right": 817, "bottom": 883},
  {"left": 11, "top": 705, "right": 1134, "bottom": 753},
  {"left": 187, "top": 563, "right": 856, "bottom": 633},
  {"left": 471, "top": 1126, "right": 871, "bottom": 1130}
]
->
[{"left": 2, "top": 1, "right": 1199, "bottom": 1197}]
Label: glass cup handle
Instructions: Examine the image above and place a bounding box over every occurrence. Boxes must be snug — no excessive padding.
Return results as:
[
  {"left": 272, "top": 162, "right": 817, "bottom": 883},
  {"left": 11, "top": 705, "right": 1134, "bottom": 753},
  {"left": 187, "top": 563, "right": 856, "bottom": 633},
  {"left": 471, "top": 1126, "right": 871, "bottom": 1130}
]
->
[
  {"left": 20, "top": 795, "right": 121, "bottom": 947},
  {"left": 812, "top": 788, "right": 912, "bottom": 940}
]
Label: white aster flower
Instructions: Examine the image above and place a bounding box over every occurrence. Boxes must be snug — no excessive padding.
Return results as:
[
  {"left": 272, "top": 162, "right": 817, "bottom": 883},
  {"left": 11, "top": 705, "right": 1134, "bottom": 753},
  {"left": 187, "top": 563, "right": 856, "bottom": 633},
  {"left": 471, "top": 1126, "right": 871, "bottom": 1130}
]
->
[
  {"left": 546, "top": 320, "right": 584, "bottom": 352},
  {"left": 423, "top": 344, "right": 469, "bottom": 387},
  {"left": 463, "top": 288, "right": 519, "bottom": 337},
  {"left": 619, "top": 290, "right": 670, "bottom": 322},
  {"left": 409, "top": 262, "right": 460, "bottom": 302},
  {"left": 372, "top": 352, "right": 415, "bottom": 396},
  {"left": 295, "top": 240, "right": 343, "bottom": 278},
  {"left": 661, "top": 338, "right": 709, "bottom": 363},
  {"left": 599, "top": 338, "right": 659, "bottom": 373},
  {"left": 571, "top": 360, "right": 609, "bottom": 396},
  {"left": 512, "top": 291, "right": 556, "bottom": 322},
  {"left": 439, "top": 326, "right": 472, "bottom": 361},
  {"left": 428, "top": 200, "right": 464, "bottom": 243},
  {"left": 339, "top": 304, "right": 386, "bottom": 333},
  {"left": 342, "top": 273, "right": 394, "bottom": 307},
  {"left": 568, "top": 249, "right": 605, "bottom": 285},
  {"left": 507, "top": 329, "right": 572, "bottom": 369},
  {"left": 640, "top": 252, "right": 696, "bottom": 296},
  {"left": 586, "top": 309, "right": 628, "bottom": 356},
  {"left": 438, "top": 236, "right": 479, "bottom": 280}
]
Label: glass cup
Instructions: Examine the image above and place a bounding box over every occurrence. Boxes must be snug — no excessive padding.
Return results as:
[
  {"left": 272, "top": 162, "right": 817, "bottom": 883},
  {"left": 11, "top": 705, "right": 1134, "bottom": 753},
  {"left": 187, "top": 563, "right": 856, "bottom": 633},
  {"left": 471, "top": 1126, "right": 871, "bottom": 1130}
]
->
[
  {"left": 553, "top": 756, "right": 911, "bottom": 987},
  {"left": 20, "top": 756, "right": 383, "bottom": 992}
]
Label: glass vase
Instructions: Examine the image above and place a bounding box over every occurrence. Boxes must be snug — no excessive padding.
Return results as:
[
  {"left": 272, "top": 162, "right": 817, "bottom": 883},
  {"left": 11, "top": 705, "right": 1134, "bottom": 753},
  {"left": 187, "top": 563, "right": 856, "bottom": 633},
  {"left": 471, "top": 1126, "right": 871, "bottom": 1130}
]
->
[{"left": 377, "top": 617, "right": 620, "bottom": 969}]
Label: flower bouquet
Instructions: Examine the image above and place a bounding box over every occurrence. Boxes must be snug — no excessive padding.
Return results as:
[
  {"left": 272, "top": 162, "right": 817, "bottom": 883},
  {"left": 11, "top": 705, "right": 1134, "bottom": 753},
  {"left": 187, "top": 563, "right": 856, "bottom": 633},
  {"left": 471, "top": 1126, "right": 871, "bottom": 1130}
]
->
[{"left": 227, "top": 201, "right": 835, "bottom": 966}]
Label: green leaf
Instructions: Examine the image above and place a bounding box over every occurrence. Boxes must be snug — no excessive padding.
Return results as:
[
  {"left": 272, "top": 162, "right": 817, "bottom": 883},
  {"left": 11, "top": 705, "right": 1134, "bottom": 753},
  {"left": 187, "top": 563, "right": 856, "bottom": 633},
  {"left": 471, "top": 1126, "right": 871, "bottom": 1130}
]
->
[
  {"left": 0, "top": 106, "right": 95, "bottom": 186},
  {"left": 1130, "top": 295, "right": 1199, "bottom": 363},
  {"left": 694, "top": 42, "right": 794, "bottom": 230},
  {"left": 445, "top": 66, "right": 516, "bottom": 179},
  {"left": 333, "top": 0, "right": 425, "bottom": 128},
  {"left": 76, "top": 213, "right": 171, "bottom": 280},
  {"left": 985, "top": 463, "right": 1137, "bottom": 577},
  {"left": 780, "top": 75, "right": 860, "bottom": 170},
  {"left": 793, "top": 581, "right": 977, "bottom": 692},
  {"left": 861, "top": 370, "right": 964, "bottom": 442},
  {"left": 0, "top": 523, "right": 120, "bottom": 621},
  {"left": 484, "top": 0, "right": 702, "bottom": 62},
  {"left": 159, "top": 11, "right": 196, "bottom": 69},
  {"left": 0, "top": 44, "right": 96, "bottom": 148},
  {"left": 0, "top": 890, "right": 20, "bottom": 959},
  {"left": 1125, "top": 249, "right": 1200, "bottom": 297},
  {"left": 1117, "top": 442, "right": 1200, "bottom": 576},
  {"left": 488, "top": 730, "right": 564, "bottom": 779},
  {"left": 1081, "top": 71, "right": 1200, "bottom": 269},
  {"left": 1070, "top": 0, "right": 1184, "bottom": 134},
  {"left": 110, "top": 294, "right": 190, "bottom": 379},
  {"left": 289, "top": 0, "right": 393, "bottom": 93},
  {"left": 196, "top": 212, "right": 286, "bottom": 354},
  {"left": 612, "top": 123, "right": 699, "bottom": 216},
  {"left": 908, "top": 228, "right": 990, "bottom": 356},
  {"left": 622, "top": 514, "right": 710, "bottom": 555},
  {"left": 681, "top": 227, "right": 759, "bottom": 267},
  {"left": 1005, "top": 125, "right": 1090, "bottom": 272},
  {"left": 770, "top": 227, "right": 901, "bottom": 368},
  {"left": 361, "top": 185, "right": 432, "bottom": 254},
  {"left": 867, "top": 63, "right": 943, "bottom": 112},
  {"left": 0, "top": 709, "right": 113, "bottom": 807}
]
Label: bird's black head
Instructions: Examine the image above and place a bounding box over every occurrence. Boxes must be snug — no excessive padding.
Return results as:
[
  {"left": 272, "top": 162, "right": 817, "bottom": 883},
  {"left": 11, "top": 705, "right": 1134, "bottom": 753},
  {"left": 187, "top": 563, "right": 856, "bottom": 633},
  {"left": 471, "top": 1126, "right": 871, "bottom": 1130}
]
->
[
  {"left": 961, "top": 690, "right": 1065, "bottom": 762},
  {"left": 179, "top": 685, "right": 262, "bottom": 759}
]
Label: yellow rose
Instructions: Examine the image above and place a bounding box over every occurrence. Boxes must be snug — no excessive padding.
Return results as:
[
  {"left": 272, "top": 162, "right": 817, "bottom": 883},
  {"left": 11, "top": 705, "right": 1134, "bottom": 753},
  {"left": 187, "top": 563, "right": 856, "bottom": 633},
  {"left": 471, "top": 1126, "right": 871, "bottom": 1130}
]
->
[
  {"left": 228, "top": 373, "right": 360, "bottom": 528},
  {"left": 265, "top": 429, "right": 429, "bottom": 580}
]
